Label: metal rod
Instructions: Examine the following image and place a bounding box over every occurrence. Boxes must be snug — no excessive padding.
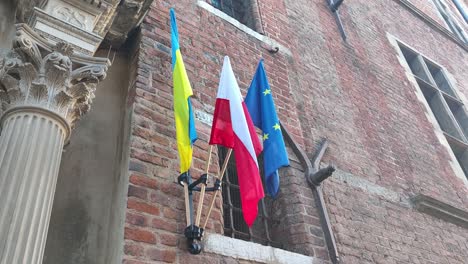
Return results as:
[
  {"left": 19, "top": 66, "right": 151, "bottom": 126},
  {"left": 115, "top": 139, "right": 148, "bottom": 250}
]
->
[
  {"left": 260, "top": 198, "right": 272, "bottom": 244},
  {"left": 312, "top": 185, "right": 339, "bottom": 263},
  {"left": 248, "top": 226, "right": 254, "bottom": 241},
  {"left": 333, "top": 11, "right": 347, "bottom": 41},
  {"left": 224, "top": 158, "right": 236, "bottom": 238},
  {"left": 312, "top": 139, "right": 329, "bottom": 170},
  {"left": 327, "top": 0, "right": 347, "bottom": 41},
  {"left": 202, "top": 148, "right": 233, "bottom": 230}
]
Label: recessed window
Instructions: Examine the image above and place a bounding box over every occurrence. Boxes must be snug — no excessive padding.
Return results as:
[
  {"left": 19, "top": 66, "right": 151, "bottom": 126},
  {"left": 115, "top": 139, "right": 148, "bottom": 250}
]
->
[
  {"left": 432, "top": 0, "right": 468, "bottom": 43},
  {"left": 210, "top": 0, "right": 259, "bottom": 31},
  {"left": 218, "top": 147, "right": 282, "bottom": 248},
  {"left": 398, "top": 43, "right": 468, "bottom": 179}
]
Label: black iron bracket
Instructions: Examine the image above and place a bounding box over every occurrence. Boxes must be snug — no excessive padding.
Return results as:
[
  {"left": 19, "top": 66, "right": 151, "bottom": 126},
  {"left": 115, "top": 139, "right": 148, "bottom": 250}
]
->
[
  {"left": 188, "top": 173, "right": 208, "bottom": 193},
  {"left": 280, "top": 124, "right": 340, "bottom": 264},
  {"left": 310, "top": 165, "right": 336, "bottom": 186},
  {"left": 327, "top": 0, "right": 347, "bottom": 42},
  {"left": 177, "top": 171, "right": 222, "bottom": 254},
  {"left": 184, "top": 224, "right": 204, "bottom": 254},
  {"left": 307, "top": 139, "right": 340, "bottom": 263},
  {"left": 308, "top": 139, "right": 336, "bottom": 186},
  {"left": 179, "top": 173, "right": 222, "bottom": 193},
  {"left": 330, "top": 0, "right": 345, "bottom": 12}
]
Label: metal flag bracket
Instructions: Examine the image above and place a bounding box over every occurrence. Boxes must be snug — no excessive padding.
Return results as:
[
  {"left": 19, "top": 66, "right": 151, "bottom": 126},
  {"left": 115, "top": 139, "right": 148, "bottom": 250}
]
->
[{"left": 177, "top": 146, "right": 225, "bottom": 255}]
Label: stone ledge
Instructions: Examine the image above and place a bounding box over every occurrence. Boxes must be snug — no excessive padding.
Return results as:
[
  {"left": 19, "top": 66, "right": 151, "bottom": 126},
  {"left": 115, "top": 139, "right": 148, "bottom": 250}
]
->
[
  {"left": 105, "top": 0, "right": 153, "bottom": 47},
  {"left": 328, "top": 167, "right": 468, "bottom": 230},
  {"left": 196, "top": 1, "right": 292, "bottom": 57},
  {"left": 411, "top": 194, "right": 468, "bottom": 229},
  {"left": 332, "top": 168, "right": 410, "bottom": 207},
  {"left": 204, "top": 234, "right": 316, "bottom": 264}
]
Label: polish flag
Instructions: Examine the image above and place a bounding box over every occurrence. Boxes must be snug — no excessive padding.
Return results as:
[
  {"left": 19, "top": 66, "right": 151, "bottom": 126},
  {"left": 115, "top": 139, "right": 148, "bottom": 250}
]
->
[{"left": 209, "top": 56, "right": 264, "bottom": 227}]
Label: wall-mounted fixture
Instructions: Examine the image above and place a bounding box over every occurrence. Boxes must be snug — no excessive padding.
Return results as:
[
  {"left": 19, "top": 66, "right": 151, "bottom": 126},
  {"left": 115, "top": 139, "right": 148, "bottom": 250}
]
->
[
  {"left": 327, "top": 0, "right": 347, "bottom": 41},
  {"left": 330, "top": 0, "right": 345, "bottom": 12}
]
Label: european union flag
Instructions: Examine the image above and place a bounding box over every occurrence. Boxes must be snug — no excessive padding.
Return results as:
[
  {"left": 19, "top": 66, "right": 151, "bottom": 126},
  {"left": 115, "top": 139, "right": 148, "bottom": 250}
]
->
[{"left": 245, "top": 59, "right": 289, "bottom": 198}]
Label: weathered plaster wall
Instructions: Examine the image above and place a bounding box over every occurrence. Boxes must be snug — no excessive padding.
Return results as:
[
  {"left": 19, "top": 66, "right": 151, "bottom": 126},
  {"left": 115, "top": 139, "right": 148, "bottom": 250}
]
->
[
  {"left": 43, "top": 51, "right": 130, "bottom": 264},
  {"left": 0, "top": 0, "right": 16, "bottom": 51},
  {"left": 11, "top": 0, "right": 44, "bottom": 22}
]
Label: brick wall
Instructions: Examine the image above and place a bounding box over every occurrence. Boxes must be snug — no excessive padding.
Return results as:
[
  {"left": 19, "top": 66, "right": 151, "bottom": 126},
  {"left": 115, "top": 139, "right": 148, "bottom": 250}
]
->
[
  {"left": 284, "top": 0, "right": 468, "bottom": 263},
  {"left": 408, "top": 0, "right": 468, "bottom": 33},
  {"left": 286, "top": 0, "right": 468, "bottom": 206},
  {"left": 326, "top": 172, "right": 468, "bottom": 264},
  {"left": 408, "top": 0, "right": 447, "bottom": 25},
  {"left": 121, "top": 0, "right": 468, "bottom": 263}
]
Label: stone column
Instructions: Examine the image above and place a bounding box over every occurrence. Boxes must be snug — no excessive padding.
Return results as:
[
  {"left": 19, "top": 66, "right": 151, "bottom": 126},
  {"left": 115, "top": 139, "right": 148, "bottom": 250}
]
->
[{"left": 0, "top": 31, "right": 108, "bottom": 264}]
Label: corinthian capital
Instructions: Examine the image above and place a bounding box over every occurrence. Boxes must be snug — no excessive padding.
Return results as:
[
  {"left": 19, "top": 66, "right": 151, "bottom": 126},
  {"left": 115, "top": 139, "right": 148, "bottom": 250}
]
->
[{"left": 0, "top": 26, "right": 110, "bottom": 130}]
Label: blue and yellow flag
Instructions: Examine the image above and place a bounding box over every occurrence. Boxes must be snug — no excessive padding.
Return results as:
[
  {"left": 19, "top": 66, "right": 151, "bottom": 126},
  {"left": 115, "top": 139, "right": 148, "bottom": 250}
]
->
[
  {"left": 171, "top": 8, "right": 197, "bottom": 174},
  {"left": 245, "top": 59, "right": 289, "bottom": 198}
]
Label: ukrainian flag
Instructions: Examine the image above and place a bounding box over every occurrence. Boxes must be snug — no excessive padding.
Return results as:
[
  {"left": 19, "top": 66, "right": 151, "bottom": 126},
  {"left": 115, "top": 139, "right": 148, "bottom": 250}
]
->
[{"left": 171, "top": 8, "right": 197, "bottom": 173}]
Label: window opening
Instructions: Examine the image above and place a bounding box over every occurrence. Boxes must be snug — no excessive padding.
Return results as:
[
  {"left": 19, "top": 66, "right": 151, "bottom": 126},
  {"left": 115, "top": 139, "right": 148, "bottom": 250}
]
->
[
  {"left": 398, "top": 43, "right": 468, "bottom": 180},
  {"left": 433, "top": 0, "right": 468, "bottom": 43},
  {"left": 451, "top": 0, "right": 468, "bottom": 23},
  {"left": 210, "top": 0, "right": 259, "bottom": 30},
  {"left": 218, "top": 146, "right": 282, "bottom": 248}
]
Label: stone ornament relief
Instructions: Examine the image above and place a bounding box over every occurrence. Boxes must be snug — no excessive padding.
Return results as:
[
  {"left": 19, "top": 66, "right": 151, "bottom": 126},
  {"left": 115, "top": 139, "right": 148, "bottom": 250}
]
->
[
  {"left": 54, "top": 6, "right": 88, "bottom": 30},
  {"left": 0, "top": 31, "right": 108, "bottom": 128}
]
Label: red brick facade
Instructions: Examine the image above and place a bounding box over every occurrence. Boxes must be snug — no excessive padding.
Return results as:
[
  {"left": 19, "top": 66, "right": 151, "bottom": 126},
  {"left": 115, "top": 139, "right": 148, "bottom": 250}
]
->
[{"left": 122, "top": 0, "right": 468, "bottom": 263}]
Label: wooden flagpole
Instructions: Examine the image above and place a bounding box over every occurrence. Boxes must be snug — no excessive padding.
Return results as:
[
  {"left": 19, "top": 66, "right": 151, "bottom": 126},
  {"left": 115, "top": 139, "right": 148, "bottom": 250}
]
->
[
  {"left": 202, "top": 148, "right": 232, "bottom": 230},
  {"left": 195, "top": 146, "right": 212, "bottom": 226}
]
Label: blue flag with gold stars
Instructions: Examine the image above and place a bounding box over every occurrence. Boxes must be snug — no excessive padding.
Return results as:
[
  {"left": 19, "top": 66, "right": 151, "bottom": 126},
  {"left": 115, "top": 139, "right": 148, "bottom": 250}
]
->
[{"left": 245, "top": 59, "right": 289, "bottom": 198}]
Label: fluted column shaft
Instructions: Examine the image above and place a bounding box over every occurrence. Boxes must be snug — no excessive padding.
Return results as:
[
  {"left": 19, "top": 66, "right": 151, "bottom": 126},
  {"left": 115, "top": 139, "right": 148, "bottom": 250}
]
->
[
  {"left": 0, "top": 28, "right": 108, "bottom": 264},
  {"left": 0, "top": 108, "right": 69, "bottom": 264}
]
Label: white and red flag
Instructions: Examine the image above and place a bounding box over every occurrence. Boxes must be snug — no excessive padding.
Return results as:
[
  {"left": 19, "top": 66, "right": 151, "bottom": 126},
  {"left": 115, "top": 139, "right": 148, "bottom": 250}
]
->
[{"left": 209, "top": 56, "right": 264, "bottom": 227}]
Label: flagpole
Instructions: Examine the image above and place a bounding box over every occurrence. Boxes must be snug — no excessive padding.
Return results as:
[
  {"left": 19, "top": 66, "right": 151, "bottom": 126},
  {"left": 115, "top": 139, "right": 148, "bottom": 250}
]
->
[
  {"left": 202, "top": 148, "right": 232, "bottom": 230},
  {"left": 195, "top": 146, "right": 212, "bottom": 226}
]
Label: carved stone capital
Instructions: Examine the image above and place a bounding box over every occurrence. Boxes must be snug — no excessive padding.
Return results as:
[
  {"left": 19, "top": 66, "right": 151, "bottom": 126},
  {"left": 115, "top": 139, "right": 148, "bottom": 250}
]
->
[{"left": 0, "top": 25, "right": 109, "bottom": 133}]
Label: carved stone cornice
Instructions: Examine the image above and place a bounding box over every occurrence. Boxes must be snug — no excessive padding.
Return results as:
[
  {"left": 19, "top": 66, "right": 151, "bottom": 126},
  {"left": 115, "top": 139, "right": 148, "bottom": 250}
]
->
[
  {"left": 13, "top": 0, "right": 153, "bottom": 51},
  {"left": 15, "top": 24, "right": 110, "bottom": 66},
  {"left": 105, "top": 0, "right": 153, "bottom": 47},
  {"left": 0, "top": 24, "right": 109, "bottom": 134}
]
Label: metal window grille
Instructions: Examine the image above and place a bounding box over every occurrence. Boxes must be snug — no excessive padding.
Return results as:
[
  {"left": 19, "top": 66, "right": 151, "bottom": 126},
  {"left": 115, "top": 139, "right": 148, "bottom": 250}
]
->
[
  {"left": 399, "top": 43, "right": 468, "bottom": 179},
  {"left": 218, "top": 147, "right": 283, "bottom": 248},
  {"left": 210, "top": 0, "right": 257, "bottom": 30}
]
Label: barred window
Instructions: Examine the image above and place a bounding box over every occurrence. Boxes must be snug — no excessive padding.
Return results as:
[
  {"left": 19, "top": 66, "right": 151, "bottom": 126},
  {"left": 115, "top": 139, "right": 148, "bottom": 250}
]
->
[
  {"left": 210, "top": 0, "right": 259, "bottom": 31},
  {"left": 398, "top": 43, "right": 468, "bottom": 179},
  {"left": 218, "top": 147, "right": 282, "bottom": 248}
]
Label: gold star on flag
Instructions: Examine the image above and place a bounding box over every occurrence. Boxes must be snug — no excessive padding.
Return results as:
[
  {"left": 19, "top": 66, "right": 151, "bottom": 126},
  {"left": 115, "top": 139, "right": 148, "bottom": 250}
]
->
[
  {"left": 273, "top": 123, "right": 281, "bottom": 130},
  {"left": 263, "top": 89, "right": 271, "bottom": 96},
  {"left": 263, "top": 133, "right": 269, "bottom": 141}
]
